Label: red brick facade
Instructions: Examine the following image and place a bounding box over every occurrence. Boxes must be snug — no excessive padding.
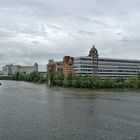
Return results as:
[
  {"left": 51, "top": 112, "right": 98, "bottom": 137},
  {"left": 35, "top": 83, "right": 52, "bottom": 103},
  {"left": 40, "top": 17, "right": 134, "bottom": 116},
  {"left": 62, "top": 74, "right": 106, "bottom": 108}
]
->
[
  {"left": 47, "top": 59, "right": 63, "bottom": 73},
  {"left": 63, "top": 56, "right": 74, "bottom": 76}
]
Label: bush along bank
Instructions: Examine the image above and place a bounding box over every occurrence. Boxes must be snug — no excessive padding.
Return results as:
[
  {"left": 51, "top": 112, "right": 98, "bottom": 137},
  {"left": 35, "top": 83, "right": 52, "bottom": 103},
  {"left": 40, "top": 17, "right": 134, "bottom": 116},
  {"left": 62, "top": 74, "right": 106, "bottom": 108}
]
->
[
  {"left": 12, "top": 71, "right": 140, "bottom": 89},
  {"left": 12, "top": 72, "right": 47, "bottom": 83},
  {"left": 50, "top": 72, "right": 140, "bottom": 89}
]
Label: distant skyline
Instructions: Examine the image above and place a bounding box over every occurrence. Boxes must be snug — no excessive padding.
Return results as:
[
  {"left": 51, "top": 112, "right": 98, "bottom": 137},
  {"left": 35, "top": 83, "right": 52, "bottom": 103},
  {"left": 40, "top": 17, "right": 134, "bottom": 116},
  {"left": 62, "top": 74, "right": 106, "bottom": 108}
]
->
[{"left": 0, "top": 0, "right": 140, "bottom": 70}]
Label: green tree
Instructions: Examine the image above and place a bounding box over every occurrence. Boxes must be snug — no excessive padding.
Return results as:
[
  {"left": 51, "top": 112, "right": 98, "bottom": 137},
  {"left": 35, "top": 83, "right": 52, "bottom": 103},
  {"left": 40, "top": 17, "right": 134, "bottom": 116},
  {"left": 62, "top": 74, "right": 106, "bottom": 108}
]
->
[
  {"left": 92, "top": 76, "right": 100, "bottom": 88},
  {"left": 72, "top": 75, "right": 81, "bottom": 88},
  {"left": 127, "top": 76, "right": 138, "bottom": 88},
  {"left": 53, "top": 72, "right": 64, "bottom": 86},
  {"left": 63, "top": 73, "right": 73, "bottom": 87}
]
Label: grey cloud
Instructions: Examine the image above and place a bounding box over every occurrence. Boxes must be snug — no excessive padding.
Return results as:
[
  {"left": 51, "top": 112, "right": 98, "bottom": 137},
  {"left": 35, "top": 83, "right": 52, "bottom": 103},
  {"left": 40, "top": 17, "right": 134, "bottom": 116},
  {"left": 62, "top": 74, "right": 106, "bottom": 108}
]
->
[
  {"left": 0, "top": 29, "right": 16, "bottom": 39},
  {"left": 0, "top": 0, "right": 140, "bottom": 70},
  {"left": 32, "top": 41, "right": 40, "bottom": 44},
  {"left": 47, "top": 24, "right": 63, "bottom": 31},
  {"left": 75, "top": 16, "right": 109, "bottom": 28},
  {"left": 77, "top": 30, "right": 96, "bottom": 36}
]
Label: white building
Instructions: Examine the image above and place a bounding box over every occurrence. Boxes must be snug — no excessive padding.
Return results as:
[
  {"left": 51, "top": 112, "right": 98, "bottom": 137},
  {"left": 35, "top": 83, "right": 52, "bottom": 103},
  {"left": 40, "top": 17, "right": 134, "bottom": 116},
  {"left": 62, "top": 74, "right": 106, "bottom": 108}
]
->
[
  {"left": 74, "top": 46, "right": 140, "bottom": 79},
  {"left": 2, "top": 63, "right": 38, "bottom": 76},
  {"left": 74, "top": 56, "right": 93, "bottom": 76},
  {"left": 98, "top": 58, "right": 140, "bottom": 79}
]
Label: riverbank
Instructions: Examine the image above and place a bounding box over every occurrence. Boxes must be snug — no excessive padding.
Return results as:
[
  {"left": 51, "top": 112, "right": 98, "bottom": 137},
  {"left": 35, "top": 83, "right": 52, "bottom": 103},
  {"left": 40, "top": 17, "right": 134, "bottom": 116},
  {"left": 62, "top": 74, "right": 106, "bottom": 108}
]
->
[
  {"left": 11, "top": 72, "right": 140, "bottom": 90},
  {"left": 50, "top": 72, "right": 140, "bottom": 89}
]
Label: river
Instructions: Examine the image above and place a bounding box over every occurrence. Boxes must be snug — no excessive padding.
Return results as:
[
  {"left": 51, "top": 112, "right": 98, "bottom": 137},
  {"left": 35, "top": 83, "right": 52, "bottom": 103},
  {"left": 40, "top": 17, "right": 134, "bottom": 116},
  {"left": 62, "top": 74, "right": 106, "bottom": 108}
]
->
[{"left": 0, "top": 80, "right": 140, "bottom": 140}]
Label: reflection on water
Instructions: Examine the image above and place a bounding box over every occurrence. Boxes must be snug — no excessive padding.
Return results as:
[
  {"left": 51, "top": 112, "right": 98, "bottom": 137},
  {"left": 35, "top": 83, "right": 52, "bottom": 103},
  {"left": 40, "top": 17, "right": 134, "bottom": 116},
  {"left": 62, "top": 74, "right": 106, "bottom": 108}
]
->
[{"left": 0, "top": 80, "right": 140, "bottom": 140}]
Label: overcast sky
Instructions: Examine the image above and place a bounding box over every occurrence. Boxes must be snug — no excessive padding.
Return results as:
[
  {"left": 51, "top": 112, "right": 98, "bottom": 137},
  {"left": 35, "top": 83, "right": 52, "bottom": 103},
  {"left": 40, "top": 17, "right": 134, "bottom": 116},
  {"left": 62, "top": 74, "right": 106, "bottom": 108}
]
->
[{"left": 0, "top": 0, "right": 140, "bottom": 70}]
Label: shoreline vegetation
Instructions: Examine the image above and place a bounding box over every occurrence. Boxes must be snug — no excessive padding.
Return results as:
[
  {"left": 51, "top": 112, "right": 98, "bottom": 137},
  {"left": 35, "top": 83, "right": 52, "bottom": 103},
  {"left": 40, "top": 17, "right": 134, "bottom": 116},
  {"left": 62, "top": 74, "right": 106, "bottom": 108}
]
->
[{"left": 11, "top": 72, "right": 140, "bottom": 89}]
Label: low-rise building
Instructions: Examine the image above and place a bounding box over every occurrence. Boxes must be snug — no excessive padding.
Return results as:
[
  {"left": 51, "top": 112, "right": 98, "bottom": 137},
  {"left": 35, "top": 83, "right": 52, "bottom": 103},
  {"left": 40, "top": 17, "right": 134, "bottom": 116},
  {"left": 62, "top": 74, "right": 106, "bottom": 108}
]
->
[
  {"left": 47, "top": 59, "right": 63, "bottom": 73},
  {"left": 2, "top": 63, "right": 38, "bottom": 76},
  {"left": 47, "top": 57, "right": 74, "bottom": 76},
  {"left": 38, "top": 71, "right": 47, "bottom": 80}
]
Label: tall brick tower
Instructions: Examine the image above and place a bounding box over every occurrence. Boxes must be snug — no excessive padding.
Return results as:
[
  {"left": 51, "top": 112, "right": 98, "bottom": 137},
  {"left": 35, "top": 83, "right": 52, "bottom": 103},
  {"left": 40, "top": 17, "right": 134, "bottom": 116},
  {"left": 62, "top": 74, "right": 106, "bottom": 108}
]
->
[
  {"left": 63, "top": 56, "right": 74, "bottom": 77},
  {"left": 88, "top": 45, "right": 99, "bottom": 76}
]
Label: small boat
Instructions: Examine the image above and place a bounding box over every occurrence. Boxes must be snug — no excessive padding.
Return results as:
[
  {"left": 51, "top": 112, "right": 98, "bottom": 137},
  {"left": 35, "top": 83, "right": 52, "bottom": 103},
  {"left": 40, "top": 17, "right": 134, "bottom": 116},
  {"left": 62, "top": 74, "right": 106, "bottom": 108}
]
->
[{"left": 0, "top": 83, "right": 2, "bottom": 86}]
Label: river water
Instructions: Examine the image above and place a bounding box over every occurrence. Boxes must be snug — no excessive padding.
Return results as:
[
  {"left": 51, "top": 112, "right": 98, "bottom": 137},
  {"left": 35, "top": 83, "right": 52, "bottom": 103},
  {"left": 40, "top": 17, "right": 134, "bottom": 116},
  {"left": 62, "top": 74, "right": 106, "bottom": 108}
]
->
[{"left": 0, "top": 80, "right": 140, "bottom": 140}]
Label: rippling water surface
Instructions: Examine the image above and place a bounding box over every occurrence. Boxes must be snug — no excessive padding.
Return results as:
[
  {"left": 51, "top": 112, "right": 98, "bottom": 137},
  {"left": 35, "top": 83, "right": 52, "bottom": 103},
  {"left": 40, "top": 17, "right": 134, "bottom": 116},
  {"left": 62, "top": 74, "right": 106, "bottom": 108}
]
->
[{"left": 0, "top": 80, "right": 140, "bottom": 140}]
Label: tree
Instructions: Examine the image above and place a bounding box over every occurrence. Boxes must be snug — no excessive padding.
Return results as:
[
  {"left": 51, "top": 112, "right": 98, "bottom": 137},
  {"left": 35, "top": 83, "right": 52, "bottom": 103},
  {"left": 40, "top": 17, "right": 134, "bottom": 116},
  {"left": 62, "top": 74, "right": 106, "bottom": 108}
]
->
[
  {"left": 92, "top": 76, "right": 100, "bottom": 88},
  {"left": 63, "top": 73, "right": 73, "bottom": 87},
  {"left": 72, "top": 75, "right": 81, "bottom": 88},
  {"left": 127, "top": 76, "right": 138, "bottom": 88}
]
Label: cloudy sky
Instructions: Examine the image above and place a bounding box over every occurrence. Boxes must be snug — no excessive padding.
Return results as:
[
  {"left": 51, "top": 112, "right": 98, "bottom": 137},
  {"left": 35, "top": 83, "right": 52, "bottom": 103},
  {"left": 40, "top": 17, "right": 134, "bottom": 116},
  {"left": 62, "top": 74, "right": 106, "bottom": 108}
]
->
[{"left": 0, "top": 0, "right": 140, "bottom": 70}]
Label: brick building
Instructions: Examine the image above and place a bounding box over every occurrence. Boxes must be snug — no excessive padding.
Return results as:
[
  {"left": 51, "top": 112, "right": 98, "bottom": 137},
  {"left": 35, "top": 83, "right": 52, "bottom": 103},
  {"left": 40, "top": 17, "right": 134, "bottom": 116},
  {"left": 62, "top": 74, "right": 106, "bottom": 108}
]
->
[
  {"left": 47, "top": 59, "right": 63, "bottom": 73},
  {"left": 63, "top": 56, "right": 74, "bottom": 76}
]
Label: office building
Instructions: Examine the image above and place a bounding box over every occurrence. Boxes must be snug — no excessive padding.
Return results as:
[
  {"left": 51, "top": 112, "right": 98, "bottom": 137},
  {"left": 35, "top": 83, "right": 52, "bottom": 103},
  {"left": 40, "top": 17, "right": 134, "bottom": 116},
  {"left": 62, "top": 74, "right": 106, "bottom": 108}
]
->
[{"left": 74, "top": 45, "right": 140, "bottom": 79}]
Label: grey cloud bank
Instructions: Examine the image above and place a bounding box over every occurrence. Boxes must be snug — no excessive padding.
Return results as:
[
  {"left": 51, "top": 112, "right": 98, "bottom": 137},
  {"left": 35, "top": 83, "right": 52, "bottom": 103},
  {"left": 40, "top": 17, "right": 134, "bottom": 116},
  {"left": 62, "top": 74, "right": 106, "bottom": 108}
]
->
[{"left": 0, "top": 0, "right": 140, "bottom": 70}]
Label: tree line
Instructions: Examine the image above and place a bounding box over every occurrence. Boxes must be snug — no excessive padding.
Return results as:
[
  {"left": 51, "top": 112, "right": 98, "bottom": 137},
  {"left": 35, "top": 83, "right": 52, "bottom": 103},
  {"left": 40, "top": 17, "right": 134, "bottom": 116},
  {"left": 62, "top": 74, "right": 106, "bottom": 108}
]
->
[
  {"left": 12, "top": 72, "right": 46, "bottom": 83},
  {"left": 12, "top": 72, "right": 140, "bottom": 89},
  {"left": 50, "top": 72, "right": 140, "bottom": 89}
]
